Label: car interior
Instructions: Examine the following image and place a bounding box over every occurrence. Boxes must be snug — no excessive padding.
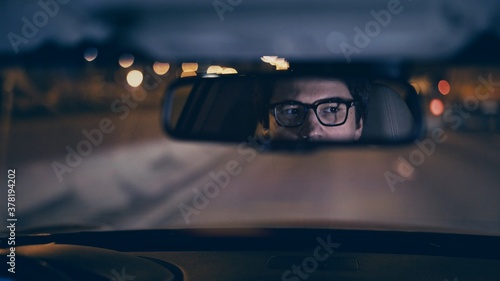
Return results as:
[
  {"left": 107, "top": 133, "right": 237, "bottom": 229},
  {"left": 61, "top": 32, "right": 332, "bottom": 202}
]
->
[
  {"left": 4, "top": 228, "right": 500, "bottom": 281},
  {"left": 2, "top": 0, "right": 500, "bottom": 280}
]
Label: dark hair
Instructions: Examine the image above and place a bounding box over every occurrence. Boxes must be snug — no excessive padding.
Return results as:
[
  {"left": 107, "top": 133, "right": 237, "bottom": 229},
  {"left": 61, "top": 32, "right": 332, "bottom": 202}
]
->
[
  {"left": 345, "top": 77, "right": 370, "bottom": 127},
  {"left": 254, "top": 76, "right": 370, "bottom": 128}
]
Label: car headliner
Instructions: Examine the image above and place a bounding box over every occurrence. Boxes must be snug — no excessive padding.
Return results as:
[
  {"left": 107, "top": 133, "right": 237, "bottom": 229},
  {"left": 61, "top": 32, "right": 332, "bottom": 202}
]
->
[{"left": 1, "top": 0, "right": 499, "bottom": 61}]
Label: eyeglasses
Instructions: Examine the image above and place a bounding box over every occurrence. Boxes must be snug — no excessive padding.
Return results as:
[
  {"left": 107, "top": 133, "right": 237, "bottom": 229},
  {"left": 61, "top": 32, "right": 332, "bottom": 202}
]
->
[{"left": 269, "top": 98, "right": 357, "bottom": 127}]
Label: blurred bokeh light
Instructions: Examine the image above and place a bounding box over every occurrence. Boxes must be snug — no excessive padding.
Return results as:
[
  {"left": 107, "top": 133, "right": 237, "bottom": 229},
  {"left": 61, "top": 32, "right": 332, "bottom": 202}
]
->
[
  {"left": 430, "top": 98, "right": 444, "bottom": 116},
  {"left": 438, "top": 80, "right": 450, "bottom": 95},
  {"left": 261, "top": 56, "right": 289, "bottom": 70},
  {"left": 153, "top": 62, "right": 170, "bottom": 75},
  {"left": 119, "top": 54, "right": 135, "bottom": 68},
  {"left": 83, "top": 48, "right": 98, "bottom": 62},
  {"left": 222, "top": 67, "right": 237, "bottom": 74},
  {"left": 207, "top": 65, "right": 224, "bottom": 74},
  {"left": 127, "top": 70, "right": 143, "bottom": 87},
  {"left": 181, "top": 62, "right": 198, "bottom": 78}
]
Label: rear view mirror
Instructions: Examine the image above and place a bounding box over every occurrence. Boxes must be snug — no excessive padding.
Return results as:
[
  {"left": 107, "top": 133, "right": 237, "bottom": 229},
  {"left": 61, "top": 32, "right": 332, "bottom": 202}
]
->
[{"left": 162, "top": 71, "right": 425, "bottom": 149}]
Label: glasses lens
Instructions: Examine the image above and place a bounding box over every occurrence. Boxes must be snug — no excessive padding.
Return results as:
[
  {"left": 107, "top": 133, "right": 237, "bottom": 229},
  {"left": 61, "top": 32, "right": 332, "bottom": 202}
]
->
[
  {"left": 316, "top": 102, "right": 348, "bottom": 125},
  {"left": 275, "top": 104, "right": 305, "bottom": 126}
]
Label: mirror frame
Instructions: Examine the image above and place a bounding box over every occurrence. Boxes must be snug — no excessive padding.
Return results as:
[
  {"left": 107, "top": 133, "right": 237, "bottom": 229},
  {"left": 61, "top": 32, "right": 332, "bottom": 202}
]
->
[{"left": 162, "top": 66, "right": 427, "bottom": 150}]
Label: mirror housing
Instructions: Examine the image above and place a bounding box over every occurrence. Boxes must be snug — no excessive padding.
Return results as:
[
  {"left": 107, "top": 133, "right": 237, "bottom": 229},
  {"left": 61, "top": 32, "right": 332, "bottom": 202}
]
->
[{"left": 162, "top": 70, "right": 425, "bottom": 149}]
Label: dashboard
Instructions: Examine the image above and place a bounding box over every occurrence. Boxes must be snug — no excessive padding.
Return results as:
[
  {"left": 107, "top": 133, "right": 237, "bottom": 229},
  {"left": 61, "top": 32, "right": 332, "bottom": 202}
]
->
[{"left": 2, "top": 228, "right": 500, "bottom": 281}]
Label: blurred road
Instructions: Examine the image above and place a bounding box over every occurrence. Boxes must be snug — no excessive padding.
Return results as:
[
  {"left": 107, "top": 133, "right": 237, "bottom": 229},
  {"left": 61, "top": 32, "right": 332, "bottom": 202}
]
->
[
  {"left": 6, "top": 108, "right": 165, "bottom": 166},
  {"left": 4, "top": 109, "right": 500, "bottom": 235}
]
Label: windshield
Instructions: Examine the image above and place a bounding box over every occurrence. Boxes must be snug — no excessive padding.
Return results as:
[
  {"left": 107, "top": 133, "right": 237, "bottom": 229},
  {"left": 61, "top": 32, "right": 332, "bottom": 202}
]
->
[{"left": 2, "top": 1, "right": 500, "bottom": 237}]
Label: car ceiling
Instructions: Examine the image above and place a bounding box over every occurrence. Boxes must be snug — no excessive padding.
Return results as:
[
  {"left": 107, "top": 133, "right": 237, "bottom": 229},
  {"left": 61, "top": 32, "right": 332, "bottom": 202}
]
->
[{"left": 2, "top": 0, "right": 500, "bottom": 61}]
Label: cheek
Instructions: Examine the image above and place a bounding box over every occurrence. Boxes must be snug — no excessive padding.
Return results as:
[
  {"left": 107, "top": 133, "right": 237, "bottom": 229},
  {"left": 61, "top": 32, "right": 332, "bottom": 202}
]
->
[
  {"left": 269, "top": 116, "right": 290, "bottom": 139},
  {"left": 269, "top": 116, "right": 296, "bottom": 139},
  {"left": 323, "top": 113, "right": 358, "bottom": 139},
  {"left": 346, "top": 110, "right": 359, "bottom": 130}
]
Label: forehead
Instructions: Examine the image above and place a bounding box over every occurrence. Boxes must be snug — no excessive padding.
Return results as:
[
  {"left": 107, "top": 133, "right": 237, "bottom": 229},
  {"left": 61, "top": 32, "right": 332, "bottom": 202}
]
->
[{"left": 272, "top": 78, "right": 352, "bottom": 103}]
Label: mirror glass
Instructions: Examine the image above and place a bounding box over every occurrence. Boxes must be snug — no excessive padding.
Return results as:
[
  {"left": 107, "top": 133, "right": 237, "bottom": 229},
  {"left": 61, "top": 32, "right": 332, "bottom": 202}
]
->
[{"left": 163, "top": 73, "right": 424, "bottom": 147}]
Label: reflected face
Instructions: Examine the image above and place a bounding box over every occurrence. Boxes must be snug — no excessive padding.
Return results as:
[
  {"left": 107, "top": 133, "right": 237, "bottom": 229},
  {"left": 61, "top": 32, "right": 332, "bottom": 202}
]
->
[{"left": 269, "top": 79, "right": 363, "bottom": 141}]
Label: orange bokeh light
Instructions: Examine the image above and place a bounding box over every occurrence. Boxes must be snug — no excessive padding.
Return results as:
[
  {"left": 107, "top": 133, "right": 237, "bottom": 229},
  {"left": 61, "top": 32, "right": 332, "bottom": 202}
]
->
[
  {"left": 430, "top": 99, "right": 444, "bottom": 116},
  {"left": 438, "top": 80, "right": 450, "bottom": 95}
]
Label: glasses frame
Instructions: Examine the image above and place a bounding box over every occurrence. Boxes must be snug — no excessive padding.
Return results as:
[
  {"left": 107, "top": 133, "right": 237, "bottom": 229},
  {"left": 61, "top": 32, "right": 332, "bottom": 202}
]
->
[{"left": 269, "top": 98, "right": 358, "bottom": 128}]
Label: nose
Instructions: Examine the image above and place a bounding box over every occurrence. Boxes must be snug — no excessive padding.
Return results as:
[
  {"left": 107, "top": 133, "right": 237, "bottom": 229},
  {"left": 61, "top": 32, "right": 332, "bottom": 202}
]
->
[{"left": 299, "top": 109, "right": 322, "bottom": 139}]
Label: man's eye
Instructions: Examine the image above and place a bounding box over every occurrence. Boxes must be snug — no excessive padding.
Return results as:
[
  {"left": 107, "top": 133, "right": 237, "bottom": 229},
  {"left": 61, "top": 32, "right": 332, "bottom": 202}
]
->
[
  {"left": 319, "top": 103, "right": 342, "bottom": 114},
  {"left": 284, "top": 108, "right": 299, "bottom": 115},
  {"left": 281, "top": 105, "right": 301, "bottom": 115},
  {"left": 322, "top": 106, "right": 340, "bottom": 113}
]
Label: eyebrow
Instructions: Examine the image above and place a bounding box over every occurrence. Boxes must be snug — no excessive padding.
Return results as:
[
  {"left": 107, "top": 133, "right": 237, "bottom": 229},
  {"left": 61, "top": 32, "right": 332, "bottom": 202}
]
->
[{"left": 271, "top": 97, "right": 355, "bottom": 105}]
